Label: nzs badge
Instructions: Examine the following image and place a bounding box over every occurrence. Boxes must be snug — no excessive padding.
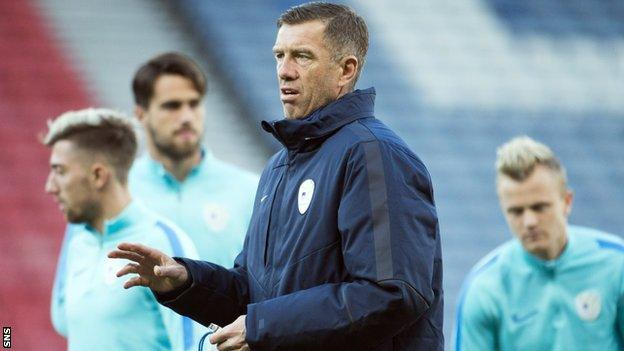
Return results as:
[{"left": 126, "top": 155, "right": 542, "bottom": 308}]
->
[{"left": 575, "top": 289, "right": 601, "bottom": 321}]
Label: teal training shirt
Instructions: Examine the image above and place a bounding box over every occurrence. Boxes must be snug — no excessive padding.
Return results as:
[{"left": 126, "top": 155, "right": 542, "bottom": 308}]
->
[
  {"left": 52, "top": 201, "right": 208, "bottom": 351},
  {"left": 51, "top": 151, "right": 256, "bottom": 347},
  {"left": 453, "top": 225, "right": 624, "bottom": 351},
  {"left": 128, "top": 150, "right": 259, "bottom": 265}
]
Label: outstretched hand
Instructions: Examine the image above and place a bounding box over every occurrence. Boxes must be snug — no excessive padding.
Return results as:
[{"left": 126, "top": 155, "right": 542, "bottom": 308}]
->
[{"left": 108, "top": 242, "right": 189, "bottom": 293}]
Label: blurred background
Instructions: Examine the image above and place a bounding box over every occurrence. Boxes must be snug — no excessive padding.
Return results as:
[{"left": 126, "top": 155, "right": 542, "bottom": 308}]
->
[{"left": 0, "top": 0, "right": 622, "bottom": 349}]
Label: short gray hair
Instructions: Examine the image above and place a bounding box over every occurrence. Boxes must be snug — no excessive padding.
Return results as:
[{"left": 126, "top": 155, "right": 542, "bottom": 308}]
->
[
  {"left": 277, "top": 2, "right": 369, "bottom": 89},
  {"left": 496, "top": 136, "right": 568, "bottom": 190},
  {"left": 43, "top": 108, "right": 138, "bottom": 184}
]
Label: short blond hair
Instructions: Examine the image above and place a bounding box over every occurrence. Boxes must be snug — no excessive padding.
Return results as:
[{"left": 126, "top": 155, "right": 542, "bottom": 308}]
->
[
  {"left": 496, "top": 136, "right": 568, "bottom": 190},
  {"left": 43, "top": 108, "right": 137, "bottom": 184}
]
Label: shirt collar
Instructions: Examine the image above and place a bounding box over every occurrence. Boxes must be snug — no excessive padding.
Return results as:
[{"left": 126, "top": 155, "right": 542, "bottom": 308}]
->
[
  {"left": 82, "top": 200, "right": 144, "bottom": 239},
  {"left": 103, "top": 201, "right": 142, "bottom": 236},
  {"left": 146, "top": 148, "right": 211, "bottom": 182},
  {"left": 520, "top": 230, "right": 573, "bottom": 270}
]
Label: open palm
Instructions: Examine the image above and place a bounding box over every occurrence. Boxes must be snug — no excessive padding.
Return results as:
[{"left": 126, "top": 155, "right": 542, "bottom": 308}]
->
[{"left": 108, "top": 242, "right": 189, "bottom": 293}]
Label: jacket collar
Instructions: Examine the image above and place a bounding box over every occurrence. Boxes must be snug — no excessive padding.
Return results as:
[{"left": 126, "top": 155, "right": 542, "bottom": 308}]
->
[{"left": 262, "top": 87, "right": 376, "bottom": 150}]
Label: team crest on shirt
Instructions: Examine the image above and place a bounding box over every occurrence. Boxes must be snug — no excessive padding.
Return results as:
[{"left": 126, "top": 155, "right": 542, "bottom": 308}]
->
[
  {"left": 575, "top": 289, "right": 601, "bottom": 321},
  {"left": 203, "top": 203, "right": 230, "bottom": 232},
  {"left": 298, "top": 179, "right": 315, "bottom": 215}
]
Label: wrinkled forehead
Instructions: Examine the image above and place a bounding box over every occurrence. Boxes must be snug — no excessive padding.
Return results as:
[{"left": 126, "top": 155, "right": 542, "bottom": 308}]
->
[{"left": 274, "top": 20, "right": 328, "bottom": 50}]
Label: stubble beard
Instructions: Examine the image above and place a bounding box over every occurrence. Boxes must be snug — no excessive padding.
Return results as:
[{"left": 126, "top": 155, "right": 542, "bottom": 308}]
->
[
  {"left": 148, "top": 124, "right": 201, "bottom": 162},
  {"left": 66, "top": 199, "right": 101, "bottom": 227}
]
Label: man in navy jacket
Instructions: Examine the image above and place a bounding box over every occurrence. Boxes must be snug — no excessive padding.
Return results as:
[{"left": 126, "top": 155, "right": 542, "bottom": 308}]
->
[{"left": 110, "top": 3, "right": 443, "bottom": 350}]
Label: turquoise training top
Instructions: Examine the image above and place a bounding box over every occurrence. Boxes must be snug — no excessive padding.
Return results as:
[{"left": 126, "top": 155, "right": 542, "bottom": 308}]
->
[
  {"left": 128, "top": 150, "right": 258, "bottom": 266},
  {"left": 454, "top": 225, "right": 624, "bottom": 351},
  {"left": 51, "top": 201, "right": 207, "bottom": 351}
]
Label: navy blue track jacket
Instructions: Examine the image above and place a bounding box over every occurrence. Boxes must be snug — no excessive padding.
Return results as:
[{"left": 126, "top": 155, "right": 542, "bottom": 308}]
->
[{"left": 158, "top": 88, "right": 444, "bottom": 350}]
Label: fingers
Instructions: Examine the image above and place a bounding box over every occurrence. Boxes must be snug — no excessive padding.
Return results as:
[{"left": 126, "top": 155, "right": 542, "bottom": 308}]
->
[
  {"left": 116, "top": 241, "right": 146, "bottom": 252},
  {"left": 116, "top": 263, "right": 141, "bottom": 277},
  {"left": 209, "top": 328, "right": 227, "bottom": 345},
  {"left": 108, "top": 242, "right": 170, "bottom": 264},
  {"left": 122, "top": 275, "right": 150, "bottom": 289},
  {"left": 215, "top": 339, "right": 249, "bottom": 351},
  {"left": 210, "top": 316, "right": 247, "bottom": 350},
  {"left": 214, "top": 336, "right": 236, "bottom": 351},
  {"left": 117, "top": 242, "right": 167, "bottom": 261},
  {"left": 108, "top": 249, "right": 144, "bottom": 263}
]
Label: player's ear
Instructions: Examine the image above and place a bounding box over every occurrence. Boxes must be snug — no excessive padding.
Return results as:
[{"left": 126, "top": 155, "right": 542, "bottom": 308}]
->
[
  {"left": 337, "top": 55, "right": 358, "bottom": 90},
  {"left": 563, "top": 189, "right": 573, "bottom": 217},
  {"left": 90, "top": 162, "right": 111, "bottom": 190},
  {"left": 135, "top": 105, "right": 145, "bottom": 122}
]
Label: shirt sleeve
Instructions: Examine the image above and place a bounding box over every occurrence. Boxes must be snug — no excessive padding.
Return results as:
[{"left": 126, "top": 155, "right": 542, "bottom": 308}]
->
[
  {"left": 453, "top": 276, "right": 499, "bottom": 351},
  {"left": 157, "top": 298, "right": 214, "bottom": 351},
  {"left": 616, "top": 260, "right": 624, "bottom": 343},
  {"left": 152, "top": 221, "right": 212, "bottom": 351},
  {"left": 50, "top": 224, "right": 76, "bottom": 337},
  {"left": 232, "top": 174, "right": 259, "bottom": 265},
  {"left": 243, "top": 140, "right": 440, "bottom": 349}
]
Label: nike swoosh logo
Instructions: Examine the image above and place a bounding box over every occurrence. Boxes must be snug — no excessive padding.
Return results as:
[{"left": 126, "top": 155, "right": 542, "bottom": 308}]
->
[
  {"left": 511, "top": 310, "right": 538, "bottom": 324},
  {"left": 260, "top": 195, "right": 268, "bottom": 203}
]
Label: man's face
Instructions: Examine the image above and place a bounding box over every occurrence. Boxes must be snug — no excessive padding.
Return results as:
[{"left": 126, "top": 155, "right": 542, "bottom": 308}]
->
[
  {"left": 45, "top": 140, "right": 101, "bottom": 224},
  {"left": 140, "top": 74, "right": 204, "bottom": 160},
  {"left": 273, "top": 20, "right": 343, "bottom": 119},
  {"left": 497, "top": 165, "right": 573, "bottom": 260}
]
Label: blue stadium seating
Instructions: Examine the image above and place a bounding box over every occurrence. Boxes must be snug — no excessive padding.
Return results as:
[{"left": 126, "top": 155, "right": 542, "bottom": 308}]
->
[{"left": 486, "top": 0, "right": 624, "bottom": 39}]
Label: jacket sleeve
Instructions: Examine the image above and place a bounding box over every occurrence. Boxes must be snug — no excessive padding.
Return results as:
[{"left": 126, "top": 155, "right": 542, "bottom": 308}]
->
[
  {"left": 155, "top": 235, "right": 251, "bottom": 327},
  {"left": 245, "top": 140, "right": 440, "bottom": 350},
  {"left": 50, "top": 224, "right": 76, "bottom": 337},
  {"left": 453, "top": 275, "right": 498, "bottom": 351}
]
